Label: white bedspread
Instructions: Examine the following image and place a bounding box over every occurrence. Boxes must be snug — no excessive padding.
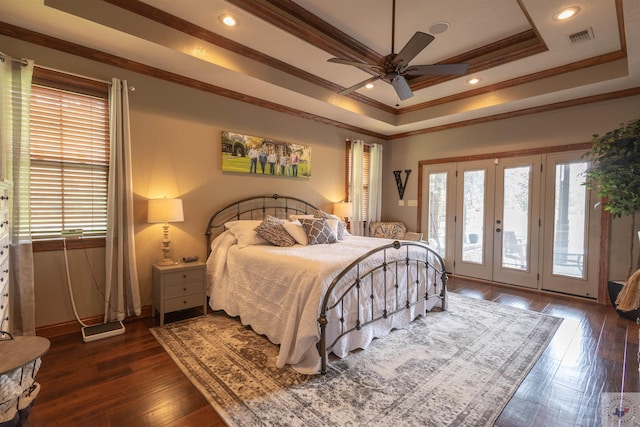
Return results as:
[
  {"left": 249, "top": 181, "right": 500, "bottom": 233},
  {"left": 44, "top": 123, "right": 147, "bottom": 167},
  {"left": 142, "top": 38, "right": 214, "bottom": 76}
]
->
[{"left": 206, "top": 232, "right": 442, "bottom": 374}]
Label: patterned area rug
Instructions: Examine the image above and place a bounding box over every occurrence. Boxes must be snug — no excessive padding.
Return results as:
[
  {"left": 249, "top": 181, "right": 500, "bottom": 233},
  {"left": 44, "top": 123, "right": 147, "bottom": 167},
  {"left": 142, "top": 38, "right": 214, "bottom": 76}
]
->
[{"left": 150, "top": 293, "right": 562, "bottom": 427}]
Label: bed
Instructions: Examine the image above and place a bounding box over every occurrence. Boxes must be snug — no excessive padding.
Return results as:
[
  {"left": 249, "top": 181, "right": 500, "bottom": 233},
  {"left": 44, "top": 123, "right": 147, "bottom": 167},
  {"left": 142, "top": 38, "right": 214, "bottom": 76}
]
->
[{"left": 205, "top": 194, "right": 448, "bottom": 375}]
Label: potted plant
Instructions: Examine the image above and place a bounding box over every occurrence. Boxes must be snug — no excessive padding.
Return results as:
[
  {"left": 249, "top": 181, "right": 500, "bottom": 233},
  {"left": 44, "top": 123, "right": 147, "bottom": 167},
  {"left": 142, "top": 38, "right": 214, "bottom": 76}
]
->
[{"left": 583, "top": 118, "right": 640, "bottom": 318}]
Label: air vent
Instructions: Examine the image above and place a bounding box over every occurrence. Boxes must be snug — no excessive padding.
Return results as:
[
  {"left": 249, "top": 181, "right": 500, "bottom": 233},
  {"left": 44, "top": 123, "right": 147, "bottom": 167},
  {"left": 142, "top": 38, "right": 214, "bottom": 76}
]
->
[{"left": 568, "top": 27, "right": 594, "bottom": 44}]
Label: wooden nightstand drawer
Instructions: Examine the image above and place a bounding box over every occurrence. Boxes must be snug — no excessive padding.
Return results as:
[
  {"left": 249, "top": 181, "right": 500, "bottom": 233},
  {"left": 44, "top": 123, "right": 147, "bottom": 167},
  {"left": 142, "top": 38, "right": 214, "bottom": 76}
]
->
[
  {"left": 165, "top": 281, "right": 203, "bottom": 299},
  {"left": 163, "top": 268, "right": 204, "bottom": 286},
  {"left": 164, "top": 293, "right": 204, "bottom": 312}
]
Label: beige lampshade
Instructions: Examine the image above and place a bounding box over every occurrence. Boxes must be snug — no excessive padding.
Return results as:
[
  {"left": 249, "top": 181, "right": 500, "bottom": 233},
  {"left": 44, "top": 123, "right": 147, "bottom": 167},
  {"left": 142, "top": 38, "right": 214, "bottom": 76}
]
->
[
  {"left": 333, "top": 202, "right": 353, "bottom": 219},
  {"left": 147, "top": 198, "right": 184, "bottom": 223}
]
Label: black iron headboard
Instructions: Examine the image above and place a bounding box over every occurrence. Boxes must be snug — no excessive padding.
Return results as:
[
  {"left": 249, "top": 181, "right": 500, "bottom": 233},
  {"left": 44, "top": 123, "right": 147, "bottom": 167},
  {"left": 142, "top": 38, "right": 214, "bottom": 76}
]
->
[{"left": 205, "top": 194, "right": 319, "bottom": 255}]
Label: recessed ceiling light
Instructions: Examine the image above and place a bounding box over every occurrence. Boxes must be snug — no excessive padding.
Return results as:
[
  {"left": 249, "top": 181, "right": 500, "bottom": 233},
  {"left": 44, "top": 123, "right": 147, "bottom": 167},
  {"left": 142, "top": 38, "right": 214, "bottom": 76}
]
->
[
  {"left": 467, "top": 77, "right": 481, "bottom": 85},
  {"left": 429, "top": 21, "right": 450, "bottom": 35},
  {"left": 365, "top": 83, "right": 375, "bottom": 89},
  {"left": 219, "top": 14, "right": 238, "bottom": 26},
  {"left": 553, "top": 6, "right": 580, "bottom": 21}
]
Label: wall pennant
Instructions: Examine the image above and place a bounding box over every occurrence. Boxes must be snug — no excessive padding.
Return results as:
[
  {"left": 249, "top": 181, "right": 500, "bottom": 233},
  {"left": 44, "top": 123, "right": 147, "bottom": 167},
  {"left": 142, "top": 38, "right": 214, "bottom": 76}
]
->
[{"left": 393, "top": 169, "right": 411, "bottom": 200}]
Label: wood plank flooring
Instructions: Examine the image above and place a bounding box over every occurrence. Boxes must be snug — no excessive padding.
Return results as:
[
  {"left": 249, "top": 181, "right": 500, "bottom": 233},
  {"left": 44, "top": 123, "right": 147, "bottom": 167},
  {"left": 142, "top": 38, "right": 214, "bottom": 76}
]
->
[{"left": 24, "top": 277, "right": 638, "bottom": 426}]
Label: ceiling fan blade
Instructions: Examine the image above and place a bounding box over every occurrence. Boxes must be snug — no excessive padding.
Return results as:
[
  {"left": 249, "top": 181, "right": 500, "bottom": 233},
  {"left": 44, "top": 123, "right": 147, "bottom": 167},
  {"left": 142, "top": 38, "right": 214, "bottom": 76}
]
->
[
  {"left": 391, "top": 75, "right": 413, "bottom": 100},
  {"left": 338, "top": 75, "right": 381, "bottom": 96},
  {"left": 406, "top": 63, "right": 470, "bottom": 76},
  {"left": 328, "top": 58, "right": 383, "bottom": 71},
  {"left": 393, "top": 32, "right": 434, "bottom": 66}
]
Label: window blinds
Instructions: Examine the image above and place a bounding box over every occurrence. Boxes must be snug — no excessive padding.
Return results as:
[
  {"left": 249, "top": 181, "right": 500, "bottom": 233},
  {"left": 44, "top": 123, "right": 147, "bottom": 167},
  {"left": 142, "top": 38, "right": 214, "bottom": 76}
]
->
[{"left": 29, "top": 85, "right": 109, "bottom": 239}]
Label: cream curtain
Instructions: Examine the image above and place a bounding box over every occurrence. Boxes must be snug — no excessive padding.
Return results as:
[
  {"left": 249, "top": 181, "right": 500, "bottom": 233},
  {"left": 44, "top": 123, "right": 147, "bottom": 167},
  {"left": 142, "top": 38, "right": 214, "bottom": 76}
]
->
[
  {"left": 104, "top": 78, "right": 141, "bottom": 321},
  {"left": 350, "top": 140, "right": 365, "bottom": 236},
  {"left": 368, "top": 143, "right": 383, "bottom": 223},
  {"left": 0, "top": 54, "right": 35, "bottom": 335}
]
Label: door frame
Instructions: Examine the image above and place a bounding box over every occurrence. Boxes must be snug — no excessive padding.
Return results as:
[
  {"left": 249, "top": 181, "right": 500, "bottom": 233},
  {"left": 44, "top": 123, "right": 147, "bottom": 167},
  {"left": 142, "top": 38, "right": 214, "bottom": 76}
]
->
[{"left": 417, "top": 142, "right": 610, "bottom": 303}]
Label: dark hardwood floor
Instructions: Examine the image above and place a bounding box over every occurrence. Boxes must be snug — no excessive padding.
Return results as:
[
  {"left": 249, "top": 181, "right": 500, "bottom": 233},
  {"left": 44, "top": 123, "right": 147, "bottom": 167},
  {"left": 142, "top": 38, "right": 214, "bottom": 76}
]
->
[{"left": 25, "top": 277, "right": 638, "bottom": 426}]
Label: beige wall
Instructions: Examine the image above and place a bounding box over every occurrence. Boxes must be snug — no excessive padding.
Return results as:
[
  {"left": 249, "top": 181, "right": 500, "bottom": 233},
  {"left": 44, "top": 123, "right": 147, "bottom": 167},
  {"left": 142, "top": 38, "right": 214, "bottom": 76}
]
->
[
  {"left": 382, "top": 96, "right": 640, "bottom": 281},
  {"left": 4, "top": 35, "right": 640, "bottom": 328},
  {"left": 1, "top": 36, "right": 372, "bottom": 327}
]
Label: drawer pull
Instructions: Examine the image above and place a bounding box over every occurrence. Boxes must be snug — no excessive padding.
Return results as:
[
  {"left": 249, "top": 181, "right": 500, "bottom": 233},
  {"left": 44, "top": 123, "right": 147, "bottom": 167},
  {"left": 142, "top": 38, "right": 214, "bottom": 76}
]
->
[{"left": 3, "top": 293, "right": 7, "bottom": 297}]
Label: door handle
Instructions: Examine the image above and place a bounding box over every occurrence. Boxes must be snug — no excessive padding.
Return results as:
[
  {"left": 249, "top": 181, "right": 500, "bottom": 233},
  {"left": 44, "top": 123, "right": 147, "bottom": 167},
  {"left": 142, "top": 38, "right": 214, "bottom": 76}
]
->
[{"left": 496, "top": 228, "right": 501, "bottom": 232}]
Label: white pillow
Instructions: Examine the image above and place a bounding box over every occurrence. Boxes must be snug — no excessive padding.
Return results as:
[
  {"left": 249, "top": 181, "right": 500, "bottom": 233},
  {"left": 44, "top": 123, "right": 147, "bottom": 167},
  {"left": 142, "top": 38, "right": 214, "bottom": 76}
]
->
[
  {"left": 282, "top": 220, "right": 308, "bottom": 245},
  {"left": 224, "top": 220, "right": 268, "bottom": 248},
  {"left": 325, "top": 218, "right": 339, "bottom": 239}
]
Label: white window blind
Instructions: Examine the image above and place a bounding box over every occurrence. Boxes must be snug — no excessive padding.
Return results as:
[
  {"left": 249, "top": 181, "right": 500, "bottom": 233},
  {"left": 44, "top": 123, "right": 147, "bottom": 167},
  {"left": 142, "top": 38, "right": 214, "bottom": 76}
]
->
[
  {"left": 347, "top": 143, "right": 370, "bottom": 218},
  {"left": 29, "top": 84, "right": 109, "bottom": 239}
]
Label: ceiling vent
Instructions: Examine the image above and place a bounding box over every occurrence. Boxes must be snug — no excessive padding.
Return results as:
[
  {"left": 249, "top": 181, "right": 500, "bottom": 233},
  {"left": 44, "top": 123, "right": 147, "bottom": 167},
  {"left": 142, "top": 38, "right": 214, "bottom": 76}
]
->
[{"left": 568, "top": 27, "right": 594, "bottom": 44}]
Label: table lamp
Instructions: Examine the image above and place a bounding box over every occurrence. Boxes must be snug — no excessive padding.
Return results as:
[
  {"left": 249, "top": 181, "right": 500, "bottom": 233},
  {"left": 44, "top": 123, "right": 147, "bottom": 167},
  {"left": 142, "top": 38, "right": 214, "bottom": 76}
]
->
[
  {"left": 333, "top": 201, "right": 353, "bottom": 222},
  {"left": 148, "top": 198, "right": 184, "bottom": 265}
]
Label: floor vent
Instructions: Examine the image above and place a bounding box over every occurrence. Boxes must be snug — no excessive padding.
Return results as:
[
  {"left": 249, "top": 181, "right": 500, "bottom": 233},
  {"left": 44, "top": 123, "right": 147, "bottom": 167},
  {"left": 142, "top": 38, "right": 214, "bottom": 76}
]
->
[{"left": 568, "top": 27, "right": 594, "bottom": 44}]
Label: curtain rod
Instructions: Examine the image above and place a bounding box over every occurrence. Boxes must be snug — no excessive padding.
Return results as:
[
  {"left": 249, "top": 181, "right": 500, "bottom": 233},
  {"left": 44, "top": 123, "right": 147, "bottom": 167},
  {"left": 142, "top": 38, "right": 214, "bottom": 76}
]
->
[{"left": 0, "top": 51, "right": 29, "bottom": 66}]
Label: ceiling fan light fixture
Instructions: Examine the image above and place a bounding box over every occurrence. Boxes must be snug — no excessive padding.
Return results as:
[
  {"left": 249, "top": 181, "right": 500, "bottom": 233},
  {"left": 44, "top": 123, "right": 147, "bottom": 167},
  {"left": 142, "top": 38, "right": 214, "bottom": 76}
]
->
[
  {"left": 219, "top": 14, "right": 238, "bottom": 26},
  {"left": 553, "top": 6, "right": 580, "bottom": 21}
]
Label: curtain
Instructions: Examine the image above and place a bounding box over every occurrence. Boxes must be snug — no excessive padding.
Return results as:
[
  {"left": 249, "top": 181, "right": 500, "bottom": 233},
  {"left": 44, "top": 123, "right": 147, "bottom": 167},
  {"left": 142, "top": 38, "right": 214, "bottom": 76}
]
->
[
  {"left": 0, "top": 54, "right": 35, "bottom": 335},
  {"left": 368, "top": 143, "right": 383, "bottom": 223},
  {"left": 105, "top": 78, "right": 141, "bottom": 322},
  {"left": 350, "top": 140, "right": 365, "bottom": 236}
]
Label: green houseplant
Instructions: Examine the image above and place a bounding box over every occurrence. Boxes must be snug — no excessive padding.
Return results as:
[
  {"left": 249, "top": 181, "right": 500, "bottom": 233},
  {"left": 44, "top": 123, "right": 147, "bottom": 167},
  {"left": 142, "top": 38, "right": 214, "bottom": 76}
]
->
[{"left": 583, "top": 118, "right": 640, "bottom": 313}]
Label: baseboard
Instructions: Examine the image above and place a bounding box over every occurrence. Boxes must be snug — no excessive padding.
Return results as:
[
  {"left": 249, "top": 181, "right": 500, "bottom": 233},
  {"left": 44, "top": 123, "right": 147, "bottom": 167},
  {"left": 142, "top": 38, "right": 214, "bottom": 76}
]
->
[{"left": 36, "top": 305, "right": 152, "bottom": 339}]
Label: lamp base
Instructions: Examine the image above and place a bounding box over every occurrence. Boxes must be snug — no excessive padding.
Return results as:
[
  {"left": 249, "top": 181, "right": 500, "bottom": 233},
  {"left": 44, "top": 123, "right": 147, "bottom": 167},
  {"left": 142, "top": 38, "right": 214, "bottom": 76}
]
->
[{"left": 156, "top": 258, "right": 176, "bottom": 266}]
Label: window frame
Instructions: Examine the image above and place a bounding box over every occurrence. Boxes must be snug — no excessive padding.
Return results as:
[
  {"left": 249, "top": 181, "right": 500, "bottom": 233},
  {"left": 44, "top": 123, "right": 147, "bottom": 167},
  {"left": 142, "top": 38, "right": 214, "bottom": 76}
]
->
[{"left": 30, "top": 67, "right": 109, "bottom": 252}]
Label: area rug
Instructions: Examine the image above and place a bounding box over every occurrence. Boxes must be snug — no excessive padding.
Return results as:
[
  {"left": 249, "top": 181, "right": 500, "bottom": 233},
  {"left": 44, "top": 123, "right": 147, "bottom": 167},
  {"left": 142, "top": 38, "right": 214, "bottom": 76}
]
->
[{"left": 150, "top": 293, "right": 562, "bottom": 427}]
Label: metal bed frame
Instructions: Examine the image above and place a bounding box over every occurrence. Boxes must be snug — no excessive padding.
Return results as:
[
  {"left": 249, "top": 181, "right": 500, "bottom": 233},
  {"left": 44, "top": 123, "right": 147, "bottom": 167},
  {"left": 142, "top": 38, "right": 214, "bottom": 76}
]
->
[{"left": 205, "top": 194, "right": 448, "bottom": 374}]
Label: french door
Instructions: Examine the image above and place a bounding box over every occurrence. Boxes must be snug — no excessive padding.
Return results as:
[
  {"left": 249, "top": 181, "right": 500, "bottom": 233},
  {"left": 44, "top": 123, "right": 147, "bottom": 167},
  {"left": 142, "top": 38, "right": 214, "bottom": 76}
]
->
[{"left": 421, "top": 151, "right": 599, "bottom": 297}]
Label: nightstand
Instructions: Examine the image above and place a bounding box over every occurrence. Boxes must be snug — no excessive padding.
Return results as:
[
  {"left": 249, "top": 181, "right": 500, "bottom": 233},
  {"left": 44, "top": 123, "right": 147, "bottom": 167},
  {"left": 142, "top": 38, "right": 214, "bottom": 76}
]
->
[{"left": 152, "top": 262, "right": 207, "bottom": 326}]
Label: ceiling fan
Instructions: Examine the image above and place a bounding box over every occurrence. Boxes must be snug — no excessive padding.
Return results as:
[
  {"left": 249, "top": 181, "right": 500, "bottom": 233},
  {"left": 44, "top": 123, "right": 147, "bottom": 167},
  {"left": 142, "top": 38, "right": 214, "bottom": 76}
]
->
[{"left": 328, "top": 0, "right": 469, "bottom": 101}]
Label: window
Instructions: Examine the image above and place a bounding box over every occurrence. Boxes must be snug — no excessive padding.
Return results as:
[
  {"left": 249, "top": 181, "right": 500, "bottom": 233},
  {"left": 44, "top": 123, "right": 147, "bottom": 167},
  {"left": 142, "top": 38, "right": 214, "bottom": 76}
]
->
[
  {"left": 28, "top": 69, "right": 109, "bottom": 247},
  {"left": 346, "top": 140, "right": 370, "bottom": 218}
]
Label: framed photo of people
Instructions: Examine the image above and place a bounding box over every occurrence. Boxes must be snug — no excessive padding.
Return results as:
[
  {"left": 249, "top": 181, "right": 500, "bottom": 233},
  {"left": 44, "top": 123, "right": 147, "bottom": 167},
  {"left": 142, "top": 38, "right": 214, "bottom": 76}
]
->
[{"left": 221, "top": 131, "right": 311, "bottom": 178}]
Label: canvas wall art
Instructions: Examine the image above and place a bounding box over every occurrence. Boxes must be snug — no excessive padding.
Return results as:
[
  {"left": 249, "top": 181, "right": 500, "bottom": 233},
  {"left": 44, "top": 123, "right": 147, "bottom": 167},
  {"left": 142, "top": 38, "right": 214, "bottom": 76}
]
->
[{"left": 221, "top": 131, "right": 311, "bottom": 178}]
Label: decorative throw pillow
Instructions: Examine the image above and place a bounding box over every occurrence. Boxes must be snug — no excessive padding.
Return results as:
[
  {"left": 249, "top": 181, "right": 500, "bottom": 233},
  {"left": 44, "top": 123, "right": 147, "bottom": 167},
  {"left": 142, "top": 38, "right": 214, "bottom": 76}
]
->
[
  {"left": 254, "top": 215, "right": 296, "bottom": 247},
  {"left": 314, "top": 209, "right": 345, "bottom": 240},
  {"left": 289, "top": 214, "right": 315, "bottom": 222},
  {"left": 224, "top": 220, "right": 268, "bottom": 248},
  {"left": 282, "top": 220, "right": 308, "bottom": 245},
  {"left": 369, "top": 221, "right": 407, "bottom": 239},
  {"left": 301, "top": 218, "right": 337, "bottom": 245}
]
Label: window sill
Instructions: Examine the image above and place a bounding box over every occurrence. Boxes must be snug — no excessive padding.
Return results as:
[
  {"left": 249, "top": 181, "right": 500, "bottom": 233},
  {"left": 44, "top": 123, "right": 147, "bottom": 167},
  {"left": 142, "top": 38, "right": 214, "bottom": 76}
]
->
[{"left": 33, "top": 238, "right": 106, "bottom": 252}]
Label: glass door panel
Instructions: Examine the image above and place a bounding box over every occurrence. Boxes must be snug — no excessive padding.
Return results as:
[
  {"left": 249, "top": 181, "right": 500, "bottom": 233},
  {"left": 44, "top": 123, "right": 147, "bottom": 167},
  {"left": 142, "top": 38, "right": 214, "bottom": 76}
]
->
[
  {"left": 552, "top": 162, "right": 587, "bottom": 278},
  {"left": 462, "top": 170, "right": 485, "bottom": 264},
  {"left": 542, "top": 152, "right": 599, "bottom": 298},
  {"left": 420, "top": 163, "right": 456, "bottom": 272},
  {"left": 493, "top": 156, "right": 540, "bottom": 288},
  {"left": 501, "top": 166, "right": 530, "bottom": 270},
  {"left": 428, "top": 172, "right": 447, "bottom": 258},
  {"left": 454, "top": 160, "right": 493, "bottom": 281}
]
